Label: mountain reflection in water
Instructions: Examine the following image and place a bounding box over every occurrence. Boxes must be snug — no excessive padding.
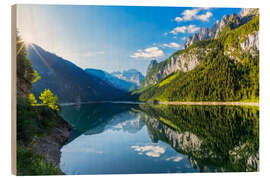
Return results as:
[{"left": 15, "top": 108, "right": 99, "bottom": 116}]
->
[{"left": 60, "top": 103, "right": 259, "bottom": 174}]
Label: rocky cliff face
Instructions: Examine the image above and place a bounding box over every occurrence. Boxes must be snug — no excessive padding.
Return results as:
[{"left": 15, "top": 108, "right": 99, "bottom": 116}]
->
[
  {"left": 224, "top": 30, "right": 259, "bottom": 62},
  {"left": 209, "top": 20, "right": 220, "bottom": 38},
  {"left": 33, "top": 115, "right": 71, "bottom": 166},
  {"left": 184, "top": 8, "right": 258, "bottom": 49},
  {"left": 214, "top": 15, "right": 230, "bottom": 39},
  {"left": 144, "top": 47, "right": 205, "bottom": 86},
  {"left": 240, "top": 31, "right": 259, "bottom": 53},
  {"left": 163, "top": 49, "right": 202, "bottom": 75},
  {"left": 146, "top": 60, "right": 158, "bottom": 74},
  {"left": 17, "top": 76, "right": 32, "bottom": 99},
  {"left": 198, "top": 27, "right": 209, "bottom": 41}
]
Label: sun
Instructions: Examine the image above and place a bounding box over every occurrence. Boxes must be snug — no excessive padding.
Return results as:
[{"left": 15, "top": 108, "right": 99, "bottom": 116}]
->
[{"left": 19, "top": 30, "right": 34, "bottom": 45}]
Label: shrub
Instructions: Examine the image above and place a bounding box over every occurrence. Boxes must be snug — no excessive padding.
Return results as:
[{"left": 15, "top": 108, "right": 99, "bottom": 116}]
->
[{"left": 17, "top": 144, "right": 62, "bottom": 175}]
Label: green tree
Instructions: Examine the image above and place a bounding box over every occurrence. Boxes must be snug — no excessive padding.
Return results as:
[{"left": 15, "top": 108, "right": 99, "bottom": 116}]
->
[
  {"left": 39, "top": 89, "right": 60, "bottom": 111},
  {"left": 28, "top": 93, "right": 37, "bottom": 104},
  {"left": 32, "top": 70, "right": 41, "bottom": 83}
]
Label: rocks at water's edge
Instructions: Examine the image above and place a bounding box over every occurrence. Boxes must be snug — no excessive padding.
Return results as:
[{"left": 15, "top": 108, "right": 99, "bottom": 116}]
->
[{"left": 32, "top": 114, "right": 72, "bottom": 173}]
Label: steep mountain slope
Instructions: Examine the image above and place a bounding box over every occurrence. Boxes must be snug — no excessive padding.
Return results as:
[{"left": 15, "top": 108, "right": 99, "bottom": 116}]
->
[
  {"left": 111, "top": 69, "right": 144, "bottom": 86},
  {"left": 135, "top": 8, "right": 259, "bottom": 102},
  {"left": 27, "top": 44, "right": 129, "bottom": 103},
  {"left": 85, "top": 68, "right": 137, "bottom": 91}
]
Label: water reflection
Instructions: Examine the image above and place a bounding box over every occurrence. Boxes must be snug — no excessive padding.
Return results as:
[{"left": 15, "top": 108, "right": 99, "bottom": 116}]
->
[
  {"left": 60, "top": 103, "right": 259, "bottom": 174},
  {"left": 138, "top": 104, "right": 259, "bottom": 172}
]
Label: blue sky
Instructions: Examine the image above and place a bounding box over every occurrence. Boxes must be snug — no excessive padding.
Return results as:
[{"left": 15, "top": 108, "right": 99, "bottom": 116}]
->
[{"left": 17, "top": 5, "right": 241, "bottom": 75}]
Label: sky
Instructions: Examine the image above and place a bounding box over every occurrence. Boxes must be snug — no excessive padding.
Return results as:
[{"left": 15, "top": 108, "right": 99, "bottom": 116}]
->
[{"left": 17, "top": 5, "right": 241, "bottom": 75}]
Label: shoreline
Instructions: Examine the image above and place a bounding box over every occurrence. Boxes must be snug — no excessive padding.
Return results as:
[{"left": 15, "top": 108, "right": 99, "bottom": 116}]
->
[
  {"left": 59, "top": 101, "right": 259, "bottom": 107},
  {"left": 157, "top": 101, "right": 259, "bottom": 107},
  {"left": 32, "top": 112, "right": 72, "bottom": 175}
]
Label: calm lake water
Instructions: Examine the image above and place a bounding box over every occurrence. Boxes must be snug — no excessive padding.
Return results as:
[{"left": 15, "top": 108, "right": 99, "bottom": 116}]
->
[{"left": 59, "top": 103, "right": 259, "bottom": 174}]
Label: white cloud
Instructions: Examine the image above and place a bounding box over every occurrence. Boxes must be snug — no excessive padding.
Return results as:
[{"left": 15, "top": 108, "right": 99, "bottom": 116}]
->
[
  {"left": 174, "top": 8, "right": 212, "bottom": 22},
  {"left": 131, "top": 145, "right": 166, "bottom": 157},
  {"left": 130, "top": 47, "right": 164, "bottom": 59},
  {"left": 170, "top": 26, "right": 187, "bottom": 34},
  {"left": 196, "top": 11, "right": 213, "bottom": 21},
  {"left": 162, "top": 42, "right": 181, "bottom": 49},
  {"left": 170, "top": 25, "right": 200, "bottom": 35},
  {"left": 174, "top": 17, "right": 183, "bottom": 22},
  {"left": 181, "top": 8, "right": 200, "bottom": 21},
  {"left": 165, "top": 156, "right": 184, "bottom": 162}
]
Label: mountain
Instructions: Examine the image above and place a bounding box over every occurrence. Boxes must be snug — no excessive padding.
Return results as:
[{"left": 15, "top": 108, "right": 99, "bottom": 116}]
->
[
  {"left": 85, "top": 68, "right": 137, "bottom": 92},
  {"left": 184, "top": 8, "right": 258, "bottom": 49},
  {"left": 111, "top": 69, "right": 144, "bottom": 86},
  {"left": 134, "top": 8, "right": 259, "bottom": 102},
  {"left": 27, "top": 44, "right": 130, "bottom": 103}
]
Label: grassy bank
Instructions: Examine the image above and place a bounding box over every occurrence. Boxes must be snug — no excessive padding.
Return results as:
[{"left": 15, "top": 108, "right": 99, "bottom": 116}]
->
[
  {"left": 17, "top": 144, "right": 62, "bottom": 175},
  {"left": 16, "top": 98, "right": 65, "bottom": 175}
]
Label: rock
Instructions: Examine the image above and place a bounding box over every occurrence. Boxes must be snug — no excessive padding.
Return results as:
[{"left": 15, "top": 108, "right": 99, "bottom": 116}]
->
[
  {"left": 198, "top": 27, "right": 209, "bottom": 41},
  {"left": 17, "top": 77, "right": 32, "bottom": 99},
  {"left": 145, "top": 48, "right": 204, "bottom": 85},
  {"left": 209, "top": 20, "right": 220, "bottom": 38},
  {"left": 225, "top": 31, "right": 259, "bottom": 62},
  {"left": 190, "top": 33, "right": 199, "bottom": 45},
  {"left": 214, "top": 15, "right": 229, "bottom": 39},
  {"left": 164, "top": 51, "right": 201, "bottom": 74},
  {"left": 184, "top": 37, "right": 193, "bottom": 49},
  {"left": 247, "top": 153, "right": 259, "bottom": 171},
  {"left": 146, "top": 60, "right": 158, "bottom": 74},
  {"left": 184, "top": 28, "right": 210, "bottom": 48},
  {"left": 239, "top": 8, "right": 256, "bottom": 18},
  {"left": 240, "top": 31, "right": 259, "bottom": 51},
  {"left": 32, "top": 115, "right": 72, "bottom": 166},
  {"left": 238, "top": 8, "right": 259, "bottom": 24}
]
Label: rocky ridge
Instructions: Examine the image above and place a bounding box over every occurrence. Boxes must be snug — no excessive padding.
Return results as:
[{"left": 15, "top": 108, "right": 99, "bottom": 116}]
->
[{"left": 184, "top": 8, "right": 258, "bottom": 49}]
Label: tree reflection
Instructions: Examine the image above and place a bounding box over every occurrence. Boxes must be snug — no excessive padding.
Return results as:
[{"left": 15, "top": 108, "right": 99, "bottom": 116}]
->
[{"left": 137, "top": 104, "right": 259, "bottom": 172}]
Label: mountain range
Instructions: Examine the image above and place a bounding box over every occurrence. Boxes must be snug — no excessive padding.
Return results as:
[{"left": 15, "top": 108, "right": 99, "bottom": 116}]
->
[
  {"left": 134, "top": 8, "right": 259, "bottom": 102},
  {"left": 85, "top": 68, "right": 144, "bottom": 92},
  {"left": 27, "top": 44, "right": 133, "bottom": 103},
  {"left": 111, "top": 69, "right": 144, "bottom": 86},
  {"left": 183, "top": 8, "right": 257, "bottom": 49}
]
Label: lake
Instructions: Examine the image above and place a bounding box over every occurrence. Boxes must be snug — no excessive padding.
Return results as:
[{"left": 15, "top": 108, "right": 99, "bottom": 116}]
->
[{"left": 59, "top": 103, "right": 259, "bottom": 174}]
